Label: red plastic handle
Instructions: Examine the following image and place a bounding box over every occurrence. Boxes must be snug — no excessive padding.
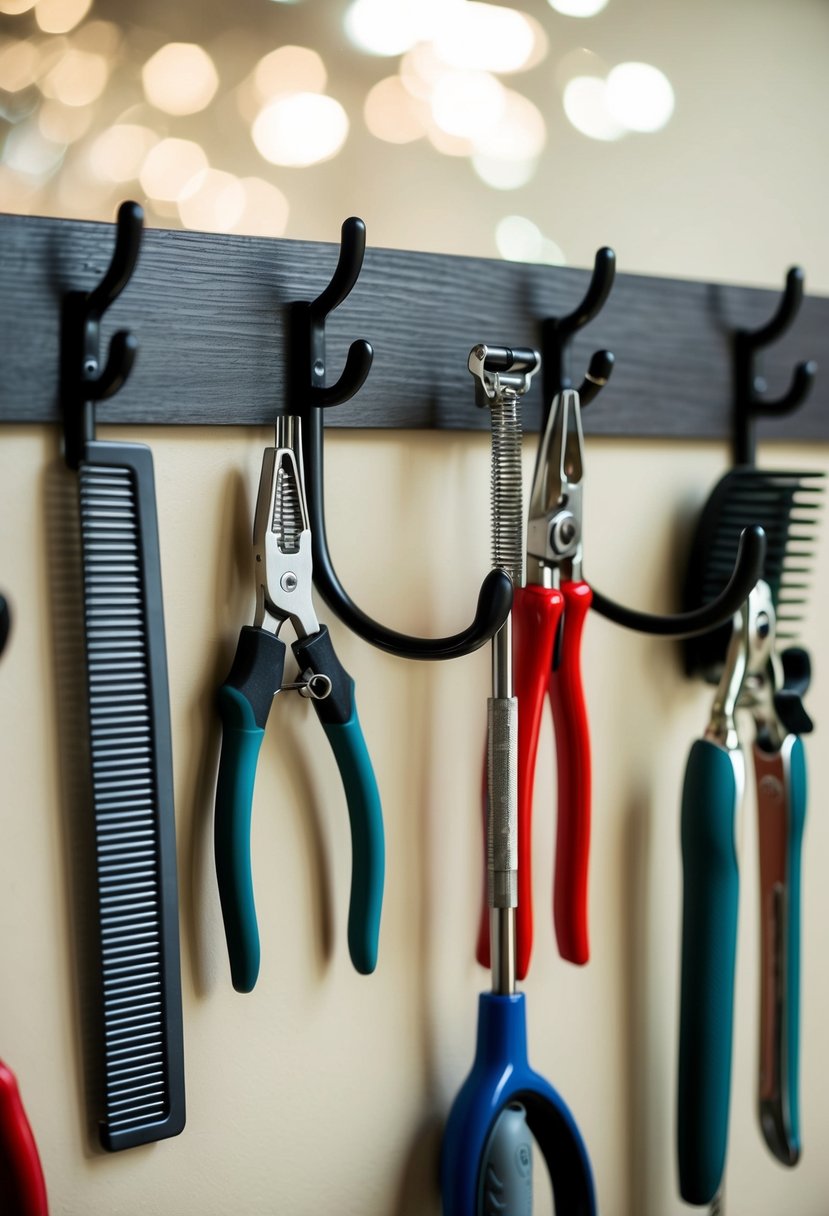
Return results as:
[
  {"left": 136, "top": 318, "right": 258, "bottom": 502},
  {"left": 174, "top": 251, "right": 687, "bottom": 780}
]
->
[
  {"left": 549, "top": 580, "right": 593, "bottom": 965},
  {"left": 476, "top": 584, "right": 564, "bottom": 980},
  {"left": 0, "top": 1061, "right": 48, "bottom": 1216}
]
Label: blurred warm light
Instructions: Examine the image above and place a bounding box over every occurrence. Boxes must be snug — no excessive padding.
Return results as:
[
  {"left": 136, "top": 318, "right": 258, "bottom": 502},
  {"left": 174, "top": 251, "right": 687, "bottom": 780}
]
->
[
  {"left": 38, "top": 98, "right": 93, "bottom": 142},
  {"left": 554, "top": 45, "right": 607, "bottom": 90},
  {"left": 0, "top": 163, "right": 40, "bottom": 209},
  {"left": 254, "top": 45, "right": 326, "bottom": 100},
  {"left": 399, "top": 42, "right": 446, "bottom": 100},
  {"left": 139, "top": 136, "right": 208, "bottom": 201},
  {"left": 344, "top": 0, "right": 441, "bottom": 57},
  {"left": 142, "top": 43, "right": 219, "bottom": 116},
  {"left": 57, "top": 156, "right": 113, "bottom": 214},
  {"left": 548, "top": 0, "right": 608, "bottom": 15},
  {"left": 432, "top": 3, "right": 541, "bottom": 74},
  {"left": 562, "top": 76, "right": 625, "bottom": 140},
  {"left": 0, "top": 0, "right": 36, "bottom": 13},
  {"left": 426, "top": 122, "right": 473, "bottom": 158},
  {"left": 178, "top": 168, "right": 246, "bottom": 233},
  {"left": 496, "top": 215, "right": 565, "bottom": 263},
  {"left": 3, "top": 120, "right": 65, "bottom": 177},
  {"left": 232, "top": 176, "right": 290, "bottom": 237},
  {"left": 472, "top": 154, "right": 537, "bottom": 190},
  {"left": 252, "top": 92, "right": 348, "bottom": 166},
  {"left": 0, "top": 39, "right": 39, "bottom": 92},
  {"left": 473, "top": 89, "right": 546, "bottom": 161},
  {"left": 33, "top": 35, "right": 68, "bottom": 81},
  {"left": 35, "top": 0, "right": 91, "bottom": 34},
  {"left": 496, "top": 214, "right": 542, "bottom": 260},
  {"left": 364, "top": 75, "right": 428, "bottom": 143},
  {"left": 74, "top": 20, "right": 121, "bottom": 55},
  {"left": 41, "top": 49, "right": 108, "bottom": 106},
  {"left": 89, "top": 123, "right": 159, "bottom": 182},
  {"left": 606, "top": 61, "right": 674, "bottom": 132},
  {"left": 431, "top": 69, "right": 505, "bottom": 139}
]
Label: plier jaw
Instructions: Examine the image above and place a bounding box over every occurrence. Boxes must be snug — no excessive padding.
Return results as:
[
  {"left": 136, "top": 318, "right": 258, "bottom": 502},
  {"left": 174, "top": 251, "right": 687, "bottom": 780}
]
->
[
  {"left": 252, "top": 417, "right": 319, "bottom": 641},
  {"left": 526, "top": 388, "right": 585, "bottom": 586}
]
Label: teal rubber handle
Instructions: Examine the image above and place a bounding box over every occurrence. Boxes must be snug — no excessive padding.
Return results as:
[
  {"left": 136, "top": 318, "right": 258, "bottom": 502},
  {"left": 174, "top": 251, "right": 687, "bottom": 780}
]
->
[
  {"left": 677, "top": 738, "right": 741, "bottom": 1206},
  {"left": 215, "top": 685, "right": 266, "bottom": 993},
  {"left": 322, "top": 700, "right": 384, "bottom": 975}
]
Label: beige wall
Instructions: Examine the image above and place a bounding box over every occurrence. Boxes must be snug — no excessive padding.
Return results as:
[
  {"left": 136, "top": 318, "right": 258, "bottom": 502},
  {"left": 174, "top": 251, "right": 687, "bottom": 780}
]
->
[{"left": 1, "top": 420, "right": 828, "bottom": 1215}]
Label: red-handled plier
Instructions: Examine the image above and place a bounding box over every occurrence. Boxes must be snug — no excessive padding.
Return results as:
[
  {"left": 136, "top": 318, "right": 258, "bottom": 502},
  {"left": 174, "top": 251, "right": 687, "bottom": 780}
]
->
[
  {"left": 478, "top": 387, "right": 593, "bottom": 978},
  {"left": 0, "top": 1060, "right": 48, "bottom": 1216}
]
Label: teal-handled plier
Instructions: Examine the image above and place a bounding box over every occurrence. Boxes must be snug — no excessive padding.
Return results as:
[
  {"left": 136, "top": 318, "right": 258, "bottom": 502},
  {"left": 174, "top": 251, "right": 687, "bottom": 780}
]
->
[{"left": 214, "top": 414, "right": 384, "bottom": 991}]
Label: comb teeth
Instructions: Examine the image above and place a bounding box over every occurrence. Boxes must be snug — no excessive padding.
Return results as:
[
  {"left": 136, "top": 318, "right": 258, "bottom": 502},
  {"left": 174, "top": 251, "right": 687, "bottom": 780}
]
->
[
  {"left": 684, "top": 467, "right": 825, "bottom": 678},
  {"left": 79, "top": 463, "right": 171, "bottom": 1138},
  {"left": 698, "top": 469, "right": 824, "bottom": 629}
]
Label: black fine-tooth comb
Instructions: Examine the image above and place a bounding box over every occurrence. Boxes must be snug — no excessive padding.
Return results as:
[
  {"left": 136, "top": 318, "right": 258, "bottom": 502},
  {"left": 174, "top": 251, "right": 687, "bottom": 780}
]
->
[{"left": 61, "top": 202, "right": 185, "bottom": 1151}]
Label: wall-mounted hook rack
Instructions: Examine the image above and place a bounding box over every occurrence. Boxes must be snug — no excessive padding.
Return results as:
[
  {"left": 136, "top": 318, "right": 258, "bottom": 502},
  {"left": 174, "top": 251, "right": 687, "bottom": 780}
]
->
[
  {"left": 734, "top": 266, "right": 818, "bottom": 466},
  {"left": 1, "top": 210, "right": 829, "bottom": 440},
  {"left": 60, "top": 200, "right": 143, "bottom": 468},
  {"left": 294, "top": 218, "right": 512, "bottom": 660}
]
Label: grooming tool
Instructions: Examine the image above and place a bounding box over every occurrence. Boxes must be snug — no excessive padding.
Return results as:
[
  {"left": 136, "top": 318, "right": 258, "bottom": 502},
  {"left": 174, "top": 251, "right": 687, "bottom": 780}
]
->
[
  {"left": 476, "top": 378, "right": 594, "bottom": 975},
  {"left": 441, "top": 346, "right": 596, "bottom": 1216},
  {"left": 680, "top": 466, "right": 823, "bottom": 1201},
  {"left": 214, "top": 413, "right": 383, "bottom": 991},
  {"left": 60, "top": 201, "right": 185, "bottom": 1150},
  {"left": 0, "top": 1062, "right": 48, "bottom": 1216},
  {"left": 476, "top": 368, "right": 765, "bottom": 980}
]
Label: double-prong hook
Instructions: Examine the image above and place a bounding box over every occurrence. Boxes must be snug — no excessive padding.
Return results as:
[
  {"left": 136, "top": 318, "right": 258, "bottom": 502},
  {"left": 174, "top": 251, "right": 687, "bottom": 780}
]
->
[
  {"left": 541, "top": 246, "right": 616, "bottom": 414},
  {"left": 734, "top": 266, "right": 817, "bottom": 466},
  {"left": 293, "top": 217, "right": 512, "bottom": 660},
  {"left": 538, "top": 247, "right": 765, "bottom": 638},
  {"left": 61, "top": 200, "right": 143, "bottom": 469}
]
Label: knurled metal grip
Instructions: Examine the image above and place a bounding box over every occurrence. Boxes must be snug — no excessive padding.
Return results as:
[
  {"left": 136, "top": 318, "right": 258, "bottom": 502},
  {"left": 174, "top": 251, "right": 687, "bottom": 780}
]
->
[{"left": 487, "top": 696, "right": 518, "bottom": 908}]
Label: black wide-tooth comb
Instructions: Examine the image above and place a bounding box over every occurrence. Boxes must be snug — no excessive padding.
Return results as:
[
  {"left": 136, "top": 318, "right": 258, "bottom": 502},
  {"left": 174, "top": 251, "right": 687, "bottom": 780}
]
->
[{"left": 683, "top": 467, "right": 824, "bottom": 679}]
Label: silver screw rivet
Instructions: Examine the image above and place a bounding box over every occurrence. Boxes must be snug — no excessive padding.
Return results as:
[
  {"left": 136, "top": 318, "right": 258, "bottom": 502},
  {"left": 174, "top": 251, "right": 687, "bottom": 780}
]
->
[{"left": 281, "top": 573, "right": 298, "bottom": 592}]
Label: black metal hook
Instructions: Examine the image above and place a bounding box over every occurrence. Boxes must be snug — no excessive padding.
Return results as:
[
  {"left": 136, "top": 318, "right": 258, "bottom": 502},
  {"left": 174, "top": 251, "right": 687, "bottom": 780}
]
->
[
  {"left": 541, "top": 246, "right": 617, "bottom": 417},
  {"left": 293, "top": 217, "right": 512, "bottom": 660},
  {"left": 592, "top": 525, "right": 766, "bottom": 638},
  {"left": 536, "top": 248, "right": 766, "bottom": 638},
  {"left": 61, "top": 200, "right": 143, "bottom": 468},
  {"left": 734, "top": 266, "right": 817, "bottom": 466}
]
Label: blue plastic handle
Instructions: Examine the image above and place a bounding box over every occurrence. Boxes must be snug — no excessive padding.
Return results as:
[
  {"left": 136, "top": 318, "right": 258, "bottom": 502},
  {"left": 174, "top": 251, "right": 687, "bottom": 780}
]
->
[
  {"left": 322, "top": 704, "right": 384, "bottom": 975},
  {"left": 214, "top": 685, "right": 266, "bottom": 993},
  {"left": 677, "top": 738, "right": 741, "bottom": 1205},
  {"left": 441, "top": 993, "right": 596, "bottom": 1216}
]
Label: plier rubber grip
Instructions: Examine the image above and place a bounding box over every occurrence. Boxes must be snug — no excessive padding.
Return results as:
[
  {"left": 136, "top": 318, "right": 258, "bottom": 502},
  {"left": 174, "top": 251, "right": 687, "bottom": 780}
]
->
[
  {"left": 0, "top": 1061, "right": 48, "bottom": 1216},
  {"left": 213, "top": 417, "right": 384, "bottom": 991}
]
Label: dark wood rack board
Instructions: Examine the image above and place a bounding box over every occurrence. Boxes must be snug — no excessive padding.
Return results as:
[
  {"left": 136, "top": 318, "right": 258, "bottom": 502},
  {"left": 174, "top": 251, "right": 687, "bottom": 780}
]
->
[{"left": 1, "top": 210, "right": 828, "bottom": 440}]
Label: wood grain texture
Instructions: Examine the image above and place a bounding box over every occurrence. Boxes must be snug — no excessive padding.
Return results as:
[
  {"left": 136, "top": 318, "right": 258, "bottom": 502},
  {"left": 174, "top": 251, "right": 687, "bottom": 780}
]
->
[{"left": 1, "top": 210, "right": 828, "bottom": 440}]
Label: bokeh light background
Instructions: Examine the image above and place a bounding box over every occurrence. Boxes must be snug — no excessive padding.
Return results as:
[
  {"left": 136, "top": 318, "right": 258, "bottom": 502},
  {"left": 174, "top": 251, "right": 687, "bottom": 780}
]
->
[{"left": 1, "top": 0, "right": 827, "bottom": 286}]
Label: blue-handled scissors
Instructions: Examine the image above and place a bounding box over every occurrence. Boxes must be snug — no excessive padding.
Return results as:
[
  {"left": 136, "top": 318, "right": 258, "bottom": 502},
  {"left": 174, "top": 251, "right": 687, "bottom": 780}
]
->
[
  {"left": 441, "top": 990, "right": 597, "bottom": 1215},
  {"left": 213, "top": 414, "right": 384, "bottom": 991}
]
